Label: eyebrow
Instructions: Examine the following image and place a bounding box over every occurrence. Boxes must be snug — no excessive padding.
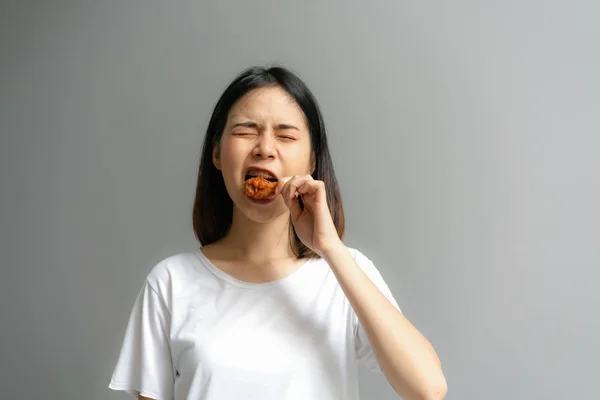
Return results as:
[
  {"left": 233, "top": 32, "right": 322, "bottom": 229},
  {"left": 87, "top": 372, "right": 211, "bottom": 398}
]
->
[
  {"left": 276, "top": 123, "right": 299, "bottom": 131},
  {"left": 231, "top": 121, "right": 299, "bottom": 131},
  {"left": 232, "top": 121, "right": 258, "bottom": 129}
]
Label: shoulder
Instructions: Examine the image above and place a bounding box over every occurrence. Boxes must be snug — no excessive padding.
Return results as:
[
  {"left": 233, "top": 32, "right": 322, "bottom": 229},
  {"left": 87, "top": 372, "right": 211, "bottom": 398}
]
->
[
  {"left": 143, "top": 251, "right": 202, "bottom": 301},
  {"left": 343, "top": 246, "right": 387, "bottom": 281},
  {"left": 344, "top": 246, "right": 400, "bottom": 308},
  {"left": 345, "top": 246, "right": 375, "bottom": 268},
  {"left": 145, "top": 251, "right": 199, "bottom": 285}
]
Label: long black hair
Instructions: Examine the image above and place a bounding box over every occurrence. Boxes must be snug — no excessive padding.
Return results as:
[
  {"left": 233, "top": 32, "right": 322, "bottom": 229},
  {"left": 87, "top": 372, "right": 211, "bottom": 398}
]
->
[{"left": 193, "top": 66, "right": 344, "bottom": 258}]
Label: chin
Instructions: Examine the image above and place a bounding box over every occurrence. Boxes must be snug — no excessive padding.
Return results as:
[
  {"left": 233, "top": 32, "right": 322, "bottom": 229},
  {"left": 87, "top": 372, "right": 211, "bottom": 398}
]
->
[{"left": 236, "top": 196, "right": 289, "bottom": 224}]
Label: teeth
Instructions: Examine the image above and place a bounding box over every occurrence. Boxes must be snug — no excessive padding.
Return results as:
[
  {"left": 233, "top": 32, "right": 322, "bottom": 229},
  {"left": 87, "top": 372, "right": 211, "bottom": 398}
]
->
[{"left": 246, "top": 169, "right": 276, "bottom": 181}]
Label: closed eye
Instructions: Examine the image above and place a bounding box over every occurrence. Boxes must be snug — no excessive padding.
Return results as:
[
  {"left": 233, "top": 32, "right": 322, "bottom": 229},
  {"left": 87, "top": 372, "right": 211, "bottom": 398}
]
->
[{"left": 277, "top": 135, "right": 297, "bottom": 141}]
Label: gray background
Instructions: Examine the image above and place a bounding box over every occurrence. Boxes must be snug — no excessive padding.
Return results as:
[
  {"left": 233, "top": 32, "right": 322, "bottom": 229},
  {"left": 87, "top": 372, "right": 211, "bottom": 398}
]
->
[{"left": 1, "top": 1, "right": 598, "bottom": 399}]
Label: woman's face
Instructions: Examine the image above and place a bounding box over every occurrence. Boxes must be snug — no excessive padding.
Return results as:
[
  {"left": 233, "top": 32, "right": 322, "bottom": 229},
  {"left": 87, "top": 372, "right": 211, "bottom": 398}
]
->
[{"left": 213, "top": 86, "right": 314, "bottom": 223}]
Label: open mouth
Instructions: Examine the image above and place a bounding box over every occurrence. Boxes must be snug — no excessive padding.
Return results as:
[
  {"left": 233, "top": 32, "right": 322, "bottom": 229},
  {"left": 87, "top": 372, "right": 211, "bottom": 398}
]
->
[{"left": 244, "top": 168, "right": 278, "bottom": 182}]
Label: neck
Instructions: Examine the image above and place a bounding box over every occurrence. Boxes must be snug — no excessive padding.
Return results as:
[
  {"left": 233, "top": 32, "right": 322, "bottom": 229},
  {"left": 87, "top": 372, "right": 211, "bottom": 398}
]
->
[{"left": 220, "top": 207, "right": 296, "bottom": 263}]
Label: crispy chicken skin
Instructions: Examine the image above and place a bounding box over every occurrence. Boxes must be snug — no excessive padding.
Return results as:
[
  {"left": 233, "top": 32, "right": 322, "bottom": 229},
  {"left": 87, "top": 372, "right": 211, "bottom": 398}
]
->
[{"left": 244, "top": 177, "right": 278, "bottom": 199}]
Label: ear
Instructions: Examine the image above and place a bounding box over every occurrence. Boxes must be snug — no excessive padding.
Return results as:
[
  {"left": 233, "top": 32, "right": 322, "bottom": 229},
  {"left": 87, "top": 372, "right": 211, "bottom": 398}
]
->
[
  {"left": 309, "top": 152, "right": 316, "bottom": 175},
  {"left": 212, "top": 143, "right": 222, "bottom": 170}
]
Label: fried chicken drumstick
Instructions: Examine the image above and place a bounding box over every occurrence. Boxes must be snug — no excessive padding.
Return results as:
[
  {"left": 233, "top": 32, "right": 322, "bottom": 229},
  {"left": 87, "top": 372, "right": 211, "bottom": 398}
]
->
[{"left": 244, "top": 177, "right": 278, "bottom": 200}]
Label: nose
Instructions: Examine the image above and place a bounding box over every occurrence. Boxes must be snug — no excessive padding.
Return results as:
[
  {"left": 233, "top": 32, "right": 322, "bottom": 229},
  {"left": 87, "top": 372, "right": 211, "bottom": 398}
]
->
[{"left": 252, "top": 133, "right": 277, "bottom": 159}]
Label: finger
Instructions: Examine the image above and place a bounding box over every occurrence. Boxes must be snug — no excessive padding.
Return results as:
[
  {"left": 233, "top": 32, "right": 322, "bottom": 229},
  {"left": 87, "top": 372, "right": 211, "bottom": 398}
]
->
[
  {"left": 281, "top": 175, "right": 314, "bottom": 202},
  {"left": 297, "top": 180, "right": 326, "bottom": 204},
  {"left": 278, "top": 177, "right": 303, "bottom": 218},
  {"left": 297, "top": 180, "right": 320, "bottom": 195},
  {"left": 277, "top": 176, "right": 293, "bottom": 187},
  {"left": 276, "top": 176, "right": 293, "bottom": 197},
  {"left": 276, "top": 176, "right": 299, "bottom": 212}
]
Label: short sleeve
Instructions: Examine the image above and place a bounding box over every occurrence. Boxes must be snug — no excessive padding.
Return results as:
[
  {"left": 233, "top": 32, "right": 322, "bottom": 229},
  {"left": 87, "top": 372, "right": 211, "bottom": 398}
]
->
[
  {"left": 352, "top": 249, "right": 402, "bottom": 373},
  {"left": 109, "top": 280, "right": 175, "bottom": 399}
]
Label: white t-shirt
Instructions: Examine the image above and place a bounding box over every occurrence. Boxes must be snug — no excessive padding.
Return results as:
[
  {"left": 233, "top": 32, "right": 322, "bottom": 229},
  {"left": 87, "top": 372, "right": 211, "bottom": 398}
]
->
[{"left": 109, "top": 247, "right": 400, "bottom": 400}]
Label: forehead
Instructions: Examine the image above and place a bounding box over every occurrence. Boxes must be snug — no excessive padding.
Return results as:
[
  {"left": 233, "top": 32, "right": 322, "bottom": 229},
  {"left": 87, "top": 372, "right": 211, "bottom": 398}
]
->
[{"left": 227, "top": 86, "right": 307, "bottom": 125}]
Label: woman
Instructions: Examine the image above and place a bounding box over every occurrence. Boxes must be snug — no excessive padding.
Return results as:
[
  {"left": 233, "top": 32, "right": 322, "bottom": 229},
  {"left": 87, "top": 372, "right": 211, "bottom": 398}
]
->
[{"left": 109, "top": 66, "right": 447, "bottom": 400}]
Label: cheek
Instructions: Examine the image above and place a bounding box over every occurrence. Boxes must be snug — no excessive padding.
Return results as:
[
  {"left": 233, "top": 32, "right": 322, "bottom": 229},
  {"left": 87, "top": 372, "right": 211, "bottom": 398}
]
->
[
  {"left": 219, "top": 139, "right": 245, "bottom": 172},
  {"left": 285, "top": 145, "right": 312, "bottom": 174}
]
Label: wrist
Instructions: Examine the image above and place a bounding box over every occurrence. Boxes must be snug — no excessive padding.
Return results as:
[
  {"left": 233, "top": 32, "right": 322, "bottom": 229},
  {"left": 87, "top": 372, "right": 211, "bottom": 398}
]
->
[{"left": 319, "top": 238, "right": 346, "bottom": 260}]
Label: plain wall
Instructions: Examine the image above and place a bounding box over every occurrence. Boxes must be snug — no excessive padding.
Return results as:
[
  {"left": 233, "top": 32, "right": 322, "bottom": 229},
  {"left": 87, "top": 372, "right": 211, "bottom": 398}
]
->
[{"left": 1, "top": 1, "right": 598, "bottom": 399}]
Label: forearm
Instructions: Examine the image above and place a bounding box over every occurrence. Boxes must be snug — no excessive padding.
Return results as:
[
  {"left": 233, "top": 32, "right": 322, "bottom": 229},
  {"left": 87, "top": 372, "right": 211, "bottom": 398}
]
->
[{"left": 323, "top": 243, "right": 447, "bottom": 400}]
